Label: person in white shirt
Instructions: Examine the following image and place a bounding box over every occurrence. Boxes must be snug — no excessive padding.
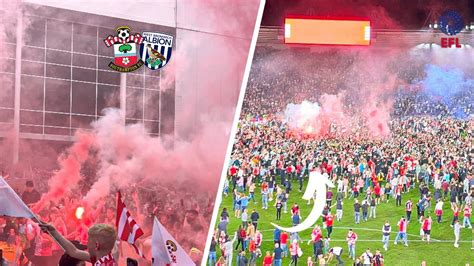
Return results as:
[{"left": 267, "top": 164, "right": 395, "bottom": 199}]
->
[
  {"left": 434, "top": 178, "right": 442, "bottom": 191},
  {"left": 360, "top": 248, "right": 373, "bottom": 266},
  {"left": 222, "top": 232, "right": 237, "bottom": 266},
  {"left": 327, "top": 246, "right": 344, "bottom": 265},
  {"left": 337, "top": 179, "right": 344, "bottom": 193},
  {"left": 381, "top": 221, "right": 391, "bottom": 251},
  {"left": 463, "top": 178, "right": 470, "bottom": 194},
  {"left": 453, "top": 220, "right": 461, "bottom": 248},
  {"left": 435, "top": 200, "right": 444, "bottom": 223}
]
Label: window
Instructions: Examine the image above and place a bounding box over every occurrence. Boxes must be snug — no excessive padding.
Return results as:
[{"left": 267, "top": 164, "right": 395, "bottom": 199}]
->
[
  {"left": 20, "top": 125, "right": 43, "bottom": 134},
  {"left": 125, "top": 118, "right": 141, "bottom": 126},
  {"left": 72, "top": 67, "right": 96, "bottom": 82},
  {"left": 145, "top": 76, "right": 160, "bottom": 90},
  {"left": 21, "top": 61, "right": 44, "bottom": 76},
  {"left": 160, "top": 89, "right": 175, "bottom": 135},
  {"left": 97, "top": 84, "right": 119, "bottom": 113},
  {"left": 24, "top": 15, "right": 46, "bottom": 31},
  {"left": 126, "top": 73, "right": 144, "bottom": 88},
  {"left": 98, "top": 70, "right": 120, "bottom": 85},
  {"left": 72, "top": 81, "right": 96, "bottom": 115},
  {"left": 0, "top": 43, "right": 16, "bottom": 59},
  {"left": 46, "top": 20, "right": 72, "bottom": 51},
  {"left": 46, "top": 49, "right": 71, "bottom": 65},
  {"left": 144, "top": 120, "right": 159, "bottom": 134},
  {"left": 44, "top": 112, "right": 70, "bottom": 127},
  {"left": 46, "top": 64, "right": 71, "bottom": 80},
  {"left": 0, "top": 59, "right": 16, "bottom": 73},
  {"left": 98, "top": 56, "right": 113, "bottom": 71},
  {"left": 0, "top": 73, "right": 14, "bottom": 108},
  {"left": 44, "top": 127, "right": 70, "bottom": 135},
  {"left": 73, "top": 24, "right": 98, "bottom": 55},
  {"left": 71, "top": 114, "right": 94, "bottom": 129},
  {"left": 1, "top": 11, "right": 17, "bottom": 44},
  {"left": 73, "top": 53, "right": 96, "bottom": 68},
  {"left": 20, "top": 110, "right": 43, "bottom": 125},
  {"left": 145, "top": 67, "right": 161, "bottom": 77},
  {"left": 45, "top": 78, "right": 70, "bottom": 113},
  {"left": 144, "top": 89, "right": 159, "bottom": 121},
  {"left": 126, "top": 88, "right": 143, "bottom": 119},
  {"left": 22, "top": 46, "right": 45, "bottom": 62},
  {"left": 20, "top": 76, "right": 44, "bottom": 110},
  {"left": 24, "top": 27, "right": 46, "bottom": 47},
  {"left": 0, "top": 109, "right": 14, "bottom": 123}
]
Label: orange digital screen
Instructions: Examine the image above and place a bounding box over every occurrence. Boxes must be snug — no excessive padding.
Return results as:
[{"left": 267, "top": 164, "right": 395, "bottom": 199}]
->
[{"left": 284, "top": 17, "right": 371, "bottom": 46}]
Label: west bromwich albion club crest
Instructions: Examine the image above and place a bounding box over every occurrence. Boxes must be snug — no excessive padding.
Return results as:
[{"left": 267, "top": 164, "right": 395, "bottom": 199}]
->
[
  {"left": 140, "top": 32, "right": 173, "bottom": 70},
  {"left": 104, "top": 26, "right": 144, "bottom": 72}
]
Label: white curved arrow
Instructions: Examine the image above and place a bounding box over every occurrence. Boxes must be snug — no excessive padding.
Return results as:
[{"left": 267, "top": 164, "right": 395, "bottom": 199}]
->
[{"left": 271, "top": 171, "right": 334, "bottom": 233}]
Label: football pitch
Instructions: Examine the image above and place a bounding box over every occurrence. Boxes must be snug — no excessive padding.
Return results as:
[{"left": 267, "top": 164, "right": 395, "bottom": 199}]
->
[{"left": 211, "top": 179, "right": 473, "bottom": 266}]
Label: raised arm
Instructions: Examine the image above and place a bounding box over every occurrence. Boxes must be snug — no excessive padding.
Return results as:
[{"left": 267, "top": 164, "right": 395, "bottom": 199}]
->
[{"left": 39, "top": 223, "right": 90, "bottom": 261}]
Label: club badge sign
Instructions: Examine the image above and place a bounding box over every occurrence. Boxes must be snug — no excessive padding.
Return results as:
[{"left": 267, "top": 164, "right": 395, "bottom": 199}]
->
[
  {"left": 104, "top": 27, "right": 173, "bottom": 72},
  {"left": 104, "top": 26, "right": 145, "bottom": 72},
  {"left": 140, "top": 32, "right": 173, "bottom": 70}
]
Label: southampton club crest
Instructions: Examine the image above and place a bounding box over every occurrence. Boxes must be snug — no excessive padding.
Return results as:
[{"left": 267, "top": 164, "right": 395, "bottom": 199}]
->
[
  {"left": 140, "top": 32, "right": 173, "bottom": 70},
  {"left": 104, "top": 26, "right": 144, "bottom": 72}
]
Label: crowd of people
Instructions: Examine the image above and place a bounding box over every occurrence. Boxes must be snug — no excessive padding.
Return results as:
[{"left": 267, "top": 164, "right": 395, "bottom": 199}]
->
[
  {"left": 243, "top": 48, "right": 474, "bottom": 119},
  {"left": 209, "top": 115, "right": 473, "bottom": 265},
  {"left": 209, "top": 48, "right": 473, "bottom": 265},
  {"left": 0, "top": 176, "right": 212, "bottom": 265}
]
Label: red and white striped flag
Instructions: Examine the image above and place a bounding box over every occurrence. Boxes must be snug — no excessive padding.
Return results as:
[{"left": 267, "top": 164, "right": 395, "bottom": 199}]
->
[{"left": 116, "top": 191, "right": 145, "bottom": 258}]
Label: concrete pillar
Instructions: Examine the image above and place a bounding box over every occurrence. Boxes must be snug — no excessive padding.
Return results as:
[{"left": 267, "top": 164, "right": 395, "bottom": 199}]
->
[
  {"left": 120, "top": 73, "right": 127, "bottom": 125},
  {"left": 12, "top": 6, "right": 23, "bottom": 165}
]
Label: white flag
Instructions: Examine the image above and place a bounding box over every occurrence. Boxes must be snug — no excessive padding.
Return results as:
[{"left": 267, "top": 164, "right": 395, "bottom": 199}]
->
[
  {"left": 151, "top": 217, "right": 195, "bottom": 266},
  {"left": 0, "top": 177, "right": 35, "bottom": 218}
]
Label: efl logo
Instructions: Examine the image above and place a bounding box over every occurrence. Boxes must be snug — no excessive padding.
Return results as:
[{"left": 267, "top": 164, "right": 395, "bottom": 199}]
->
[{"left": 437, "top": 11, "right": 464, "bottom": 48}]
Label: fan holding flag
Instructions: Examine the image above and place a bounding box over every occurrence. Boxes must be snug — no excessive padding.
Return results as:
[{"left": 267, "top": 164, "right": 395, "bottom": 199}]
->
[
  {"left": 39, "top": 223, "right": 118, "bottom": 266},
  {"left": 38, "top": 191, "right": 149, "bottom": 266},
  {"left": 1, "top": 175, "right": 198, "bottom": 265}
]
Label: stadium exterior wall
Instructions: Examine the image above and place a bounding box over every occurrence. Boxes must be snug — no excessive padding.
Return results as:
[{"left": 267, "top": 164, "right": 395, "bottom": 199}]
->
[{"left": 0, "top": 3, "right": 176, "bottom": 165}]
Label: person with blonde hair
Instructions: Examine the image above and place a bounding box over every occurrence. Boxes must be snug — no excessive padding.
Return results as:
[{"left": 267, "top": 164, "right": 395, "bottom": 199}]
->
[
  {"left": 289, "top": 239, "right": 300, "bottom": 266},
  {"left": 40, "top": 223, "right": 117, "bottom": 265},
  {"left": 263, "top": 251, "right": 273, "bottom": 266}
]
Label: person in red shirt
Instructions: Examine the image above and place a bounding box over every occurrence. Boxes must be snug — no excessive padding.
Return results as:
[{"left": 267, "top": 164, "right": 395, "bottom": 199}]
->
[
  {"left": 352, "top": 185, "right": 359, "bottom": 198},
  {"left": 248, "top": 238, "right": 257, "bottom": 264},
  {"left": 286, "top": 165, "right": 293, "bottom": 179},
  {"left": 325, "top": 213, "right": 334, "bottom": 238},
  {"left": 263, "top": 251, "right": 273, "bottom": 266},
  {"left": 421, "top": 216, "right": 432, "bottom": 243},
  {"left": 451, "top": 205, "right": 460, "bottom": 227},
  {"left": 229, "top": 165, "right": 238, "bottom": 176},
  {"left": 463, "top": 204, "right": 472, "bottom": 229},
  {"left": 279, "top": 230, "right": 289, "bottom": 257},
  {"left": 374, "top": 184, "right": 381, "bottom": 205},
  {"left": 40, "top": 223, "right": 117, "bottom": 266},
  {"left": 291, "top": 203, "right": 300, "bottom": 216}
]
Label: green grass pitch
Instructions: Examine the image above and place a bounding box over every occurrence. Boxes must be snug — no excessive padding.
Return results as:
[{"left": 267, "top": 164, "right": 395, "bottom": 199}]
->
[{"left": 209, "top": 179, "right": 473, "bottom": 266}]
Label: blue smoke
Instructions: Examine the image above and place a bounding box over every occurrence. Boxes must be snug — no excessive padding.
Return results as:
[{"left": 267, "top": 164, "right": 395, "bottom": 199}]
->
[{"left": 420, "top": 64, "right": 474, "bottom": 119}]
